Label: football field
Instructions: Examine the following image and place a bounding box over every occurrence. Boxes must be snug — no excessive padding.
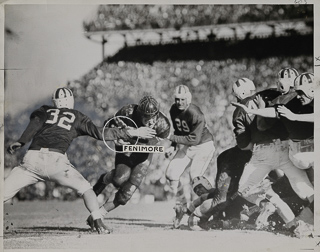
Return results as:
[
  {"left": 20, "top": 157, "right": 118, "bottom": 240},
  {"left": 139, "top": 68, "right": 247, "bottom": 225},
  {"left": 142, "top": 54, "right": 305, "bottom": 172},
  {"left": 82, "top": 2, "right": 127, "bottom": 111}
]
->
[{"left": 2, "top": 199, "right": 318, "bottom": 252}]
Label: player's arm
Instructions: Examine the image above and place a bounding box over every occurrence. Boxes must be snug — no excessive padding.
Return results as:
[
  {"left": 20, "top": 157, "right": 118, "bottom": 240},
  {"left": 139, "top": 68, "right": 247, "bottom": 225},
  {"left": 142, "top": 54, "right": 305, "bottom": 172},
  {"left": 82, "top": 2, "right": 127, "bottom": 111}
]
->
[
  {"left": 7, "top": 109, "right": 46, "bottom": 154},
  {"left": 232, "top": 109, "right": 252, "bottom": 150},
  {"left": 79, "top": 115, "right": 155, "bottom": 141},
  {"left": 232, "top": 102, "right": 277, "bottom": 118},
  {"left": 277, "top": 105, "right": 314, "bottom": 122}
]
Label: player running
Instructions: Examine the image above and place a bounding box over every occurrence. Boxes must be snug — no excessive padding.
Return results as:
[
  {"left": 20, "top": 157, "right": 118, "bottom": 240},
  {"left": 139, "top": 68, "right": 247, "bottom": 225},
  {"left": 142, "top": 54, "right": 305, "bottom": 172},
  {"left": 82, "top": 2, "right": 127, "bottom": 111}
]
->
[
  {"left": 164, "top": 85, "right": 215, "bottom": 229},
  {"left": 86, "top": 95, "right": 171, "bottom": 230},
  {"left": 5, "top": 87, "right": 156, "bottom": 235}
]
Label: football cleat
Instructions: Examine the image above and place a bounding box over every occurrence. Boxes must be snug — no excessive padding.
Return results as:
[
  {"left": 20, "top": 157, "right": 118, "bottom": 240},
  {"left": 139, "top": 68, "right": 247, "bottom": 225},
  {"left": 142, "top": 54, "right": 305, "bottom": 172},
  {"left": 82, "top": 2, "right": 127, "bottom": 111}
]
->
[
  {"left": 293, "top": 220, "right": 314, "bottom": 238},
  {"left": 240, "top": 204, "right": 260, "bottom": 222},
  {"left": 255, "top": 202, "right": 276, "bottom": 230},
  {"left": 188, "top": 214, "right": 210, "bottom": 231},
  {"left": 86, "top": 215, "right": 95, "bottom": 231},
  {"left": 93, "top": 218, "right": 112, "bottom": 234},
  {"left": 173, "top": 202, "right": 187, "bottom": 229}
]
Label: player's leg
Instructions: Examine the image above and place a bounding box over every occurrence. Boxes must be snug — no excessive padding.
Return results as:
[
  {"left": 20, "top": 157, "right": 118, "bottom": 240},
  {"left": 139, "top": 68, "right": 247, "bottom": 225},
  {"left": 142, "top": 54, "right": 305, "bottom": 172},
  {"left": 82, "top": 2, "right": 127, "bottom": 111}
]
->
[
  {"left": 100, "top": 153, "right": 151, "bottom": 213},
  {"left": 47, "top": 153, "right": 111, "bottom": 234},
  {"left": 92, "top": 169, "right": 115, "bottom": 196},
  {"left": 4, "top": 166, "right": 42, "bottom": 202},
  {"left": 4, "top": 151, "right": 44, "bottom": 202},
  {"left": 165, "top": 145, "right": 191, "bottom": 196}
]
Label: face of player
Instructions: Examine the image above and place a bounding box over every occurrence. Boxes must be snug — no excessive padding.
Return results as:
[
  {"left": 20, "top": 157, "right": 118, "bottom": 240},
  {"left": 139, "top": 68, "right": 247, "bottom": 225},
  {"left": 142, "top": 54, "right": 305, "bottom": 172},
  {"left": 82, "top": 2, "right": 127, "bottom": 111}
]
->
[
  {"left": 296, "top": 90, "right": 313, "bottom": 105},
  {"left": 277, "top": 79, "right": 291, "bottom": 94},
  {"left": 175, "top": 98, "right": 188, "bottom": 110},
  {"left": 141, "top": 115, "right": 157, "bottom": 128}
]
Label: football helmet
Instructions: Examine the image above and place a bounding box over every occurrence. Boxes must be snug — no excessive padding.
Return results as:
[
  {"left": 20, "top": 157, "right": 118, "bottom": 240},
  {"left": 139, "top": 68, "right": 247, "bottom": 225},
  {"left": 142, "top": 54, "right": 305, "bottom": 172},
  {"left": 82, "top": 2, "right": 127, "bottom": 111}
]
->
[
  {"left": 294, "top": 73, "right": 315, "bottom": 99},
  {"left": 137, "top": 96, "right": 159, "bottom": 120},
  {"left": 277, "top": 68, "right": 299, "bottom": 94},
  {"left": 192, "top": 176, "right": 213, "bottom": 196},
  {"left": 52, "top": 87, "right": 74, "bottom": 109},
  {"left": 174, "top": 85, "right": 192, "bottom": 104},
  {"left": 232, "top": 78, "right": 256, "bottom": 100}
]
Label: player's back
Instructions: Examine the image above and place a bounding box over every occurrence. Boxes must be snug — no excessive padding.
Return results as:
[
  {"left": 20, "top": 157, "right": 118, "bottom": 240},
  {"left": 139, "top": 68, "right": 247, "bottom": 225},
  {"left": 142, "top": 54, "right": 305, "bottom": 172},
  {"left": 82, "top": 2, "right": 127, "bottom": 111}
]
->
[{"left": 29, "top": 105, "right": 100, "bottom": 153}]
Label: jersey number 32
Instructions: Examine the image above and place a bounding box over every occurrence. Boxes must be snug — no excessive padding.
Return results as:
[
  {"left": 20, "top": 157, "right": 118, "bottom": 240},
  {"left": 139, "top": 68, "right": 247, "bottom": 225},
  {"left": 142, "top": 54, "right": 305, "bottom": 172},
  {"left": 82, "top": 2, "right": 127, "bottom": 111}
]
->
[{"left": 46, "top": 109, "right": 75, "bottom": 131}]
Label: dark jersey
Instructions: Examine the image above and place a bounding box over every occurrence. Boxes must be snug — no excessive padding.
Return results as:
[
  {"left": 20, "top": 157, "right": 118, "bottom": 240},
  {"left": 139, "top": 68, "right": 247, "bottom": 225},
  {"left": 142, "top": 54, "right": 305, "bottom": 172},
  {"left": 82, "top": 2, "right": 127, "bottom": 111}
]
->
[
  {"left": 107, "top": 104, "right": 171, "bottom": 145},
  {"left": 169, "top": 103, "right": 213, "bottom": 146},
  {"left": 18, "top": 105, "right": 132, "bottom": 153},
  {"left": 275, "top": 98, "right": 314, "bottom": 140},
  {"left": 233, "top": 89, "right": 288, "bottom": 148}
]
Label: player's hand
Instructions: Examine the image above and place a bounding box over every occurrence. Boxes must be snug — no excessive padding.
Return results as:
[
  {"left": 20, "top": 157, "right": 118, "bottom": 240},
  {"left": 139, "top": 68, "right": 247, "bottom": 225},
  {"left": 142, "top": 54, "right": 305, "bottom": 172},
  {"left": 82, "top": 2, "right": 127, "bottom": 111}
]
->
[
  {"left": 127, "top": 127, "right": 156, "bottom": 139},
  {"left": 7, "top": 142, "right": 22, "bottom": 154},
  {"left": 255, "top": 94, "right": 265, "bottom": 109},
  {"left": 114, "top": 117, "right": 127, "bottom": 129},
  {"left": 277, "top": 106, "right": 296, "bottom": 121},
  {"left": 165, "top": 145, "right": 176, "bottom": 158},
  {"left": 114, "top": 139, "right": 131, "bottom": 146}
]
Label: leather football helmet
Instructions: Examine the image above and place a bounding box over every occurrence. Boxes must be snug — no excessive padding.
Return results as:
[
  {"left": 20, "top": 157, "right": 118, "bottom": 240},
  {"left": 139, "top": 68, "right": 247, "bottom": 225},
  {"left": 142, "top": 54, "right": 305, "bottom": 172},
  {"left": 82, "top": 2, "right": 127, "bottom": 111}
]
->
[
  {"left": 294, "top": 73, "right": 315, "bottom": 99},
  {"left": 174, "top": 85, "right": 192, "bottom": 104},
  {"left": 232, "top": 78, "right": 256, "bottom": 100},
  {"left": 52, "top": 87, "right": 74, "bottom": 109},
  {"left": 137, "top": 96, "right": 159, "bottom": 120},
  {"left": 277, "top": 68, "right": 299, "bottom": 94}
]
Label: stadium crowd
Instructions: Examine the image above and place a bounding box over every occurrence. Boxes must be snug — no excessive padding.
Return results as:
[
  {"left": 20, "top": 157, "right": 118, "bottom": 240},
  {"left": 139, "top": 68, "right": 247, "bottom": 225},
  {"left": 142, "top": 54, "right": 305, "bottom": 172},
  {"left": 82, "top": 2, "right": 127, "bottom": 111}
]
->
[{"left": 83, "top": 5, "right": 313, "bottom": 32}]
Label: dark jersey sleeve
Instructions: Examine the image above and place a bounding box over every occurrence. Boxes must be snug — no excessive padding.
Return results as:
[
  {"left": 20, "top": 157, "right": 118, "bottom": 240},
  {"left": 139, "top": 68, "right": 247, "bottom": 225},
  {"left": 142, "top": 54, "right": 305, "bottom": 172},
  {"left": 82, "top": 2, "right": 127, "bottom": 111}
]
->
[
  {"left": 76, "top": 111, "right": 132, "bottom": 141},
  {"left": 18, "top": 106, "right": 49, "bottom": 144},
  {"left": 232, "top": 106, "right": 251, "bottom": 149},
  {"left": 154, "top": 112, "right": 171, "bottom": 139}
]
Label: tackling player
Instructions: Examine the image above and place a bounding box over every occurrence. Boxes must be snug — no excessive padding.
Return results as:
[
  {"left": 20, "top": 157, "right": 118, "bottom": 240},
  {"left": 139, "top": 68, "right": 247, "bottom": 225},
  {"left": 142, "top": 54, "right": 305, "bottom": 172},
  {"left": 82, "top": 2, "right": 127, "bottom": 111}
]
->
[
  {"left": 231, "top": 74, "right": 314, "bottom": 231},
  {"left": 86, "top": 95, "right": 171, "bottom": 230},
  {"left": 5, "top": 88, "right": 156, "bottom": 235},
  {"left": 164, "top": 85, "right": 215, "bottom": 229},
  {"left": 187, "top": 78, "right": 285, "bottom": 230},
  {"left": 232, "top": 72, "right": 315, "bottom": 234}
]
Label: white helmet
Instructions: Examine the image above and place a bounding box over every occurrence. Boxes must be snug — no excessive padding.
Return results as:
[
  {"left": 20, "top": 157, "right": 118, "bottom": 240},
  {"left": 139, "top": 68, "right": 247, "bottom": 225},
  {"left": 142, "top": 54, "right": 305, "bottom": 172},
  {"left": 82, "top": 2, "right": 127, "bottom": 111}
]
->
[
  {"left": 294, "top": 73, "right": 315, "bottom": 99},
  {"left": 52, "top": 87, "right": 74, "bottom": 109},
  {"left": 277, "top": 68, "right": 299, "bottom": 94},
  {"left": 232, "top": 78, "right": 256, "bottom": 100},
  {"left": 174, "top": 85, "right": 192, "bottom": 103}
]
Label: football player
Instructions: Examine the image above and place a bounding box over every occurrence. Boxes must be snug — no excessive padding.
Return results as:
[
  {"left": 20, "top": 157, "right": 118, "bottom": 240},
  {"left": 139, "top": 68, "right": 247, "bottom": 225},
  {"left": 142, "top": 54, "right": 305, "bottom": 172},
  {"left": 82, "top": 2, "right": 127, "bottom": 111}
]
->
[
  {"left": 164, "top": 85, "right": 215, "bottom": 229},
  {"left": 86, "top": 95, "right": 171, "bottom": 229},
  {"left": 5, "top": 87, "right": 156, "bottom": 235},
  {"left": 231, "top": 74, "right": 314, "bottom": 231},
  {"left": 232, "top": 72, "right": 315, "bottom": 234},
  {"left": 187, "top": 78, "right": 281, "bottom": 230}
]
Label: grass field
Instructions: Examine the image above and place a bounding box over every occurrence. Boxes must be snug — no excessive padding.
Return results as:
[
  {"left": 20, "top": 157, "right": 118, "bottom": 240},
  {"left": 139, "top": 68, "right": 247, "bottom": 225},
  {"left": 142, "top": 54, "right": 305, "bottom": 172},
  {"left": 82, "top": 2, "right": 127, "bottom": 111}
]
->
[{"left": 2, "top": 199, "right": 318, "bottom": 252}]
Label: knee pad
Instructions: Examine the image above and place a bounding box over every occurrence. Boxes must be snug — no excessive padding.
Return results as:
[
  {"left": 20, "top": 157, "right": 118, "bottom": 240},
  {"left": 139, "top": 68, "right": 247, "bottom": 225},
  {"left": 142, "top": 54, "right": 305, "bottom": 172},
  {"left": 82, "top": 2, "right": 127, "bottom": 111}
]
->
[
  {"left": 113, "top": 164, "right": 131, "bottom": 187},
  {"left": 115, "top": 182, "right": 137, "bottom": 205},
  {"left": 129, "top": 164, "right": 148, "bottom": 187},
  {"left": 102, "top": 170, "right": 115, "bottom": 184},
  {"left": 192, "top": 176, "right": 213, "bottom": 196}
]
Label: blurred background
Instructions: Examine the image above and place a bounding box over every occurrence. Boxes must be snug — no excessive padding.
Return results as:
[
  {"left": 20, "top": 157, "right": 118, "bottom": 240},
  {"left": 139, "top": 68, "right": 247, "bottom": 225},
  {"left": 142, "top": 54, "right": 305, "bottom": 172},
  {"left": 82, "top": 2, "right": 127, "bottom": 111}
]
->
[{"left": 4, "top": 4, "right": 314, "bottom": 204}]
